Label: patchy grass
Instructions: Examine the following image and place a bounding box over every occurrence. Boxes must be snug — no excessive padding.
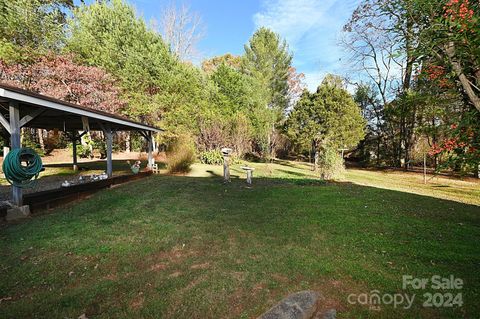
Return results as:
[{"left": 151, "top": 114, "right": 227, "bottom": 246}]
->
[{"left": 0, "top": 161, "right": 479, "bottom": 318}]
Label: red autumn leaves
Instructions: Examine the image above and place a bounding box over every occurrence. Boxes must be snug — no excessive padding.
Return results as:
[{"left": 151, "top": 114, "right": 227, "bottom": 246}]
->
[
  {"left": 420, "top": 64, "right": 453, "bottom": 89},
  {"left": 0, "top": 55, "right": 125, "bottom": 114},
  {"left": 429, "top": 124, "right": 477, "bottom": 156},
  {"left": 443, "top": 0, "right": 475, "bottom": 32}
]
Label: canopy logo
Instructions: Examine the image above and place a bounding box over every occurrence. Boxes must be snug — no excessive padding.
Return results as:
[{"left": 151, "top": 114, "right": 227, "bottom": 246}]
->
[{"left": 347, "top": 275, "right": 464, "bottom": 311}]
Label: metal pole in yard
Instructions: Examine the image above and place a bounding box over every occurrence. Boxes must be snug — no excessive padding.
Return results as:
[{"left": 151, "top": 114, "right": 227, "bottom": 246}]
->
[{"left": 423, "top": 153, "right": 427, "bottom": 184}]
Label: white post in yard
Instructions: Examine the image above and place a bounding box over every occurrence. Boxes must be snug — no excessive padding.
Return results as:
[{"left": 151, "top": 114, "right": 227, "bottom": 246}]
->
[
  {"left": 221, "top": 148, "right": 233, "bottom": 183},
  {"left": 223, "top": 156, "right": 230, "bottom": 182},
  {"left": 241, "top": 166, "right": 255, "bottom": 186},
  {"left": 9, "top": 101, "right": 22, "bottom": 206},
  {"left": 105, "top": 125, "right": 113, "bottom": 178},
  {"left": 147, "top": 131, "right": 153, "bottom": 169}
]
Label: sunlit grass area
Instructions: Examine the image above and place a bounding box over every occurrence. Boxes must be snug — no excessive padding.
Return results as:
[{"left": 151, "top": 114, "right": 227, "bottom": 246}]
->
[{"left": 0, "top": 160, "right": 479, "bottom": 318}]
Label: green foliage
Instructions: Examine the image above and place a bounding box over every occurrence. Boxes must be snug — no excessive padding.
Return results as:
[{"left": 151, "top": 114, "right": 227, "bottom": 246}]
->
[
  {"left": 0, "top": 0, "right": 71, "bottom": 61},
  {"left": 287, "top": 75, "right": 366, "bottom": 154},
  {"left": 202, "top": 53, "right": 241, "bottom": 74},
  {"left": 199, "top": 150, "right": 223, "bottom": 165},
  {"left": 67, "top": 0, "right": 175, "bottom": 123},
  {"left": 76, "top": 144, "right": 92, "bottom": 159},
  {"left": 317, "top": 147, "right": 345, "bottom": 180},
  {"left": 242, "top": 27, "right": 292, "bottom": 114},
  {"left": 167, "top": 134, "right": 196, "bottom": 173},
  {"left": 21, "top": 130, "right": 44, "bottom": 156},
  {"left": 208, "top": 63, "right": 269, "bottom": 153}
]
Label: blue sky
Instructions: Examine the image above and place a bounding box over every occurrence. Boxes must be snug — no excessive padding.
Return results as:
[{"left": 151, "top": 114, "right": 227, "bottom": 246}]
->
[{"left": 77, "top": 0, "right": 361, "bottom": 90}]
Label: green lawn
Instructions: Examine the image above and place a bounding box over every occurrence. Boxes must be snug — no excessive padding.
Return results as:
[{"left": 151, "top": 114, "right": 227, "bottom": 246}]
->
[{"left": 1, "top": 161, "right": 479, "bottom": 318}]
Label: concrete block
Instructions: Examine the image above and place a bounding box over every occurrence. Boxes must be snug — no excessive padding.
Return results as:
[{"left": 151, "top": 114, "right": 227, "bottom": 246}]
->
[{"left": 6, "top": 205, "right": 30, "bottom": 221}]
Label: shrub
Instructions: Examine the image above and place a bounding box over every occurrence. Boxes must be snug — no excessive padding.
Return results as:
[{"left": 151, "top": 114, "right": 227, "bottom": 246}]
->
[
  {"left": 167, "top": 134, "right": 196, "bottom": 173},
  {"left": 317, "top": 147, "right": 345, "bottom": 180},
  {"left": 199, "top": 150, "right": 224, "bottom": 165},
  {"left": 77, "top": 144, "right": 92, "bottom": 158}
]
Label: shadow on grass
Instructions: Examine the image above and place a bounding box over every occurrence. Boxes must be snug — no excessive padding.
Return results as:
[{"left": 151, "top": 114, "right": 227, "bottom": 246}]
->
[{"left": 276, "top": 169, "right": 309, "bottom": 177}]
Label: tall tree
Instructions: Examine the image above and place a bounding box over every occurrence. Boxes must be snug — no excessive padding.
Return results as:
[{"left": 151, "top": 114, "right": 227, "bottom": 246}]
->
[
  {"left": 343, "top": 0, "right": 426, "bottom": 167},
  {"left": 286, "top": 67, "right": 306, "bottom": 112},
  {"left": 354, "top": 83, "right": 384, "bottom": 165},
  {"left": 0, "top": 0, "right": 73, "bottom": 61},
  {"left": 160, "top": 2, "right": 205, "bottom": 61},
  {"left": 413, "top": 0, "right": 480, "bottom": 112},
  {"left": 287, "top": 75, "right": 366, "bottom": 169},
  {"left": 242, "top": 27, "right": 292, "bottom": 114},
  {"left": 66, "top": 0, "right": 175, "bottom": 124}
]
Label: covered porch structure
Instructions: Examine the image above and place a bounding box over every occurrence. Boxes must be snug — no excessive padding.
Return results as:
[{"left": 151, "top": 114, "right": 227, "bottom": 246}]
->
[{"left": 0, "top": 84, "right": 162, "bottom": 208}]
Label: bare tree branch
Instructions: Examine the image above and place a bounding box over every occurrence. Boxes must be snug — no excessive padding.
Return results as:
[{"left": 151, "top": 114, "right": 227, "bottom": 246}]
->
[{"left": 160, "top": 3, "right": 206, "bottom": 61}]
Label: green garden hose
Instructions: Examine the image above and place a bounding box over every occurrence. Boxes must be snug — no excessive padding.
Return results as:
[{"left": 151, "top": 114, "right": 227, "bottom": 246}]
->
[{"left": 2, "top": 148, "right": 43, "bottom": 188}]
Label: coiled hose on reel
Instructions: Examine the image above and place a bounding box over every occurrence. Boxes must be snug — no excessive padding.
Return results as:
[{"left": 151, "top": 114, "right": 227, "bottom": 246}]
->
[{"left": 2, "top": 148, "right": 43, "bottom": 188}]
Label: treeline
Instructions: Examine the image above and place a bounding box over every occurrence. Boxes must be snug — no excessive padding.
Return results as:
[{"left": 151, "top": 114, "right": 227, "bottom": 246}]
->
[
  {"left": 344, "top": 0, "right": 479, "bottom": 176},
  {"left": 0, "top": 0, "right": 366, "bottom": 175},
  {"left": 1, "top": 0, "right": 280, "bottom": 158}
]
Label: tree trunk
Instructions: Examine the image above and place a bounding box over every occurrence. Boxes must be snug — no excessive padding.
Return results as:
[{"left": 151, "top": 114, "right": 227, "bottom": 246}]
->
[
  {"left": 125, "top": 131, "right": 131, "bottom": 153},
  {"left": 444, "top": 42, "right": 480, "bottom": 112},
  {"left": 37, "top": 129, "right": 45, "bottom": 151},
  {"left": 376, "top": 135, "right": 381, "bottom": 166},
  {"left": 310, "top": 139, "right": 316, "bottom": 171},
  {"left": 402, "top": 18, "right": 415, "bottom": 92}
]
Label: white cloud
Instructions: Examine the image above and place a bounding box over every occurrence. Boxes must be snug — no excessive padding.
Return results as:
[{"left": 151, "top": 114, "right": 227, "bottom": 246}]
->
[{"left": 253, "top": 0, "right": 360, "bottom": 91}]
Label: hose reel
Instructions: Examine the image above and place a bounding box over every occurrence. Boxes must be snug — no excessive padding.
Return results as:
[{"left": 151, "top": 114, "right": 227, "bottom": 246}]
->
[{"left": 2, "top": 148, "right": 43, "bottom": 188}]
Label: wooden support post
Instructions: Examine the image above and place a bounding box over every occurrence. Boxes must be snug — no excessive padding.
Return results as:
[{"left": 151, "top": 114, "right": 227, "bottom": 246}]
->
[
  {"left": 71, "top": 131, "right": 78, "bottom": 171},
  {"left": 105, "top": 125, "right": 113, "bottom": 178},
  {"left": 147, "top": 131, "right": 153, "bottom": 169},
  {"left": 9, "top": 101, "right": 22, "bottom": 206}
]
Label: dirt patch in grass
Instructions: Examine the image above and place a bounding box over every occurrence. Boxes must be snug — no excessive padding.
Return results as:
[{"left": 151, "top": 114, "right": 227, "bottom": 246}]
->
[
  {"left": 190, "top": 262, "right": 210, "bottom": 270},
  {"left": 168, "top": 271, "right": 182, "bottom": 278},
  {"left": 149, "top": 263, "right": 167, "bottom": 271},
  {"left": 129, "top": 292, "right": 145, "bottom": 310}
]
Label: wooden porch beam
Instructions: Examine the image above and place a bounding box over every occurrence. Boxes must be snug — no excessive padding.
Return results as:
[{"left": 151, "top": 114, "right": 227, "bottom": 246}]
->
[
  {"left": 19, "top": 108, "right": 45, "bottom": 127},
  {"left": 105, "top": 125, "right": 113, "bottom": 178},
  {"left": 9, "top": 101, "right": 22, "bottom": 206},
  {"left": 0, "top": 112, "right": 11, "bottom": 134}
]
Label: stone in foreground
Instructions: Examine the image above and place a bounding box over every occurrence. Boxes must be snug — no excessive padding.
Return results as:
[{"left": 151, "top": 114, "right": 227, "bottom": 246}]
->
[{"left": 259, "top": 290, "right": 322, "bottom": 319}]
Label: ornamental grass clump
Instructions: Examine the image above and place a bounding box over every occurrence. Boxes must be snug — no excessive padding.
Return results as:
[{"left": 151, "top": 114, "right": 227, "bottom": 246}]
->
[
  {"left": 318, "top": 147, "right": 345, "bottom": 180},
  {"left": 166, "top": 134, "right": 196, "bottom": 174}
]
